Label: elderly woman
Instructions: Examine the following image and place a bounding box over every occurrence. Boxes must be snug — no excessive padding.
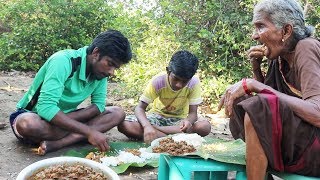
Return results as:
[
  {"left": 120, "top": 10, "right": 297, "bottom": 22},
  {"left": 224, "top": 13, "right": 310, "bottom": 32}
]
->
[{"left": 218, "top": 0, "right": 320, "bottom": 179}]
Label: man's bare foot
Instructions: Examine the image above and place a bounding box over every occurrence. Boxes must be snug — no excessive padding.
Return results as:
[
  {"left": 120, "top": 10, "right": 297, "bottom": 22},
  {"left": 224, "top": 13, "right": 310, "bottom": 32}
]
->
[
  {"left": 35, "top": 141, "right": 59, "bottom": 155},
  {"left": 31, "top": 141, "right": 47, "bottom": 155}
]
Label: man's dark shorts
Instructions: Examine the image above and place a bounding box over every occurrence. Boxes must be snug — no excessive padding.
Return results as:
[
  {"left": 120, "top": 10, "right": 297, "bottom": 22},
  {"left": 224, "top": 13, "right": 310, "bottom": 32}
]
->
[{"left": 9, "top": 108, "right": 85, "bottom": 145}]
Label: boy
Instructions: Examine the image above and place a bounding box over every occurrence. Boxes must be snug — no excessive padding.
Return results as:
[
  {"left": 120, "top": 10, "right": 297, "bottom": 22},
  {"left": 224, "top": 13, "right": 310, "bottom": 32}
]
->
[{"left": 118, "top": 50, "right": 211, "bottom": 143}]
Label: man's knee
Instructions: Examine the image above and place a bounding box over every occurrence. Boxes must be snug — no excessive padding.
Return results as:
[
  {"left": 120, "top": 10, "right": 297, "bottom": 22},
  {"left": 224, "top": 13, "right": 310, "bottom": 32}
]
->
[
  {"left": 115, "top": 107, "right": 126, "bottom": 120},
  {"left": 107, "top": 106, "right": 125, "bottom": 121},
  {"left": 15, "top": 114, "right": 38, "bottom": 137}
]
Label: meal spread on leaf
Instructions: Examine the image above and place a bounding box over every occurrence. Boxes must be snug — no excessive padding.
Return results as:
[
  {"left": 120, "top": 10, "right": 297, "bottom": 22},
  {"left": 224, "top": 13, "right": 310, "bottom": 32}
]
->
[
  {"left": 63, "top": 134, "right": 246, "bottom": 175},
  {"left": 86, "top": 151, "right": 106, "bottom": 162},
  {"left": 82, "top": 133, "right": 206, "bottom": 169},
  {"left": 152, "top": 137, "right": 196, "bottom": 155},
  {"left": 86, "top": 148, "right": 159, "bottom": 167}
]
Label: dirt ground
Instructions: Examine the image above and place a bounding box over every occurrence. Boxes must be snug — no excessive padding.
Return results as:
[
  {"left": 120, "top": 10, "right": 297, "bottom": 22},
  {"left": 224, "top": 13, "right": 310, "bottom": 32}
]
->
[{"left": 0, "top": 71, "right": 232, "bottom": 180}]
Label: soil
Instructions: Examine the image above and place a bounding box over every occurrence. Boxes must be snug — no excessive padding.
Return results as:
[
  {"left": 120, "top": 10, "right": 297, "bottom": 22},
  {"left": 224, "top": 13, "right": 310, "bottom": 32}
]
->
[{"left": 0, "top": 71, "right": 232, "bottom": 180}]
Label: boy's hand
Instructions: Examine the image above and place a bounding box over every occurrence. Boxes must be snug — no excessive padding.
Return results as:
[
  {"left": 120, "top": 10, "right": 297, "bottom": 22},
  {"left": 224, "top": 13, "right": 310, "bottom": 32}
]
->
[
  {"left": 180, "top": 120, "right": 192, "bottom": 132},
  {"left": 143, "top": 125, "right": 157, "bottom": 144}
]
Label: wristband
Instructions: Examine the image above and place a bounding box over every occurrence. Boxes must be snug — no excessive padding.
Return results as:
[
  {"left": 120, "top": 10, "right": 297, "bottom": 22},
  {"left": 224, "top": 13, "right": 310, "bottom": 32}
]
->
[{"left": 242, "top": 78, "right": 252, "bottom": 95}]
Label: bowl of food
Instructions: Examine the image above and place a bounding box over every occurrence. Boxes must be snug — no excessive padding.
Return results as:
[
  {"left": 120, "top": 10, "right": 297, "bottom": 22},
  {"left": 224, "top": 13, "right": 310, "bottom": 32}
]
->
[{"left": 16, "top": 156, "right": 120, "bottom": 180}]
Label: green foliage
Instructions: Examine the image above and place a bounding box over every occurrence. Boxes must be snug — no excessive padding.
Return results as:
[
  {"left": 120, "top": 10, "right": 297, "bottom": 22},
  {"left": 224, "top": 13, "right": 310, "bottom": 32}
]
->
[
  {"left": 114, "top": 15, "right": 181, "bottom": 99},
  {"left": 305, "top": 0, "right": 320, "bottom": 38},
  {"left": 150, "top": 0, "right": 257, "bottom": 104},
  {"left": 143, "top": 0, "right": 320, "bottom": 106},
  {"left": 0, "top": 0, "right": 114, "bottom": 71},
  {"left": 0, "top": 0, "right": 319, "bottom": 108}
]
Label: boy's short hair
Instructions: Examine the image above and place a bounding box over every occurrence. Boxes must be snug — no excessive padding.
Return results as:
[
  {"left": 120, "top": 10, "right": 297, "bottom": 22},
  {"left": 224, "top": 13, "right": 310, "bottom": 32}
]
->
[
  {"left": 167, "top": 50, "right": 199, "bottom": 79},
  {"left": 87, "top": 29, "right": 132, "bottom": 64}
]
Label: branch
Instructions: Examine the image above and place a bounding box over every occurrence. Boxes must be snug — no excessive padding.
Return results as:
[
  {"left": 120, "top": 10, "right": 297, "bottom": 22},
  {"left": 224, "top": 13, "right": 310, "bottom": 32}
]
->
[{"left": 303, "top": 0, "right": 310, "bottom": 18}]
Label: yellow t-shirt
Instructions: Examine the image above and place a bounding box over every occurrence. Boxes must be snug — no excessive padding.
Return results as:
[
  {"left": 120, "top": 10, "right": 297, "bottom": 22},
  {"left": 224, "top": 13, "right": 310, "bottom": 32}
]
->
[{"left": 140, "top": 72, "right": 202, "bottom": 118}]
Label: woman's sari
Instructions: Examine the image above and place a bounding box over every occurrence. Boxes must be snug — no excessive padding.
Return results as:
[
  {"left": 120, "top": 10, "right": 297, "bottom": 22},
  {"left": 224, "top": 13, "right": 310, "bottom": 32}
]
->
[{"left": 230, "top": 59, "right": 320, "bottom": 177}]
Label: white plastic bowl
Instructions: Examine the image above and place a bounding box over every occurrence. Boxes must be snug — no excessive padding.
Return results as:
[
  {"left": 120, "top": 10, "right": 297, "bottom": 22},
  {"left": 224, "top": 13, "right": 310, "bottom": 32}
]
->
[{"left": 16, "top": 156, "right": 120, "bottom": 180}]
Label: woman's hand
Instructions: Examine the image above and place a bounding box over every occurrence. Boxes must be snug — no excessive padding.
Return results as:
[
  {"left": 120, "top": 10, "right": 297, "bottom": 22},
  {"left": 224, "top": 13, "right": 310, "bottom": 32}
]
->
[
  {"left": 217, "top": 80, "right": 247, "bottom": 117},
  {"left": 247, "top": 45, "right": 267, "bottom": 70}
]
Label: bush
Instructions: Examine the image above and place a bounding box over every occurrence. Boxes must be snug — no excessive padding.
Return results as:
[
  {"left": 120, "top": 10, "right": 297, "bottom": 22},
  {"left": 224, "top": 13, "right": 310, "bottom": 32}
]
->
[
  {"left": 114, "top": 16, "right": 181, "bottom": 100},
  {"left": 0, "top": 0, "right": 319, "bottom": 108},
  {"left": 0, "top": 0, "right": 114, "bottom": 71}
]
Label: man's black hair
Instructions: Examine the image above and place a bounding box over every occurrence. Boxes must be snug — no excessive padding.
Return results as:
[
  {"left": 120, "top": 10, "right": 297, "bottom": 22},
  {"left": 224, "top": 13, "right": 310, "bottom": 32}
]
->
[
  {"left": 87, "top": 29, "right": 132, "bottom": 64},
  {"left": 167, "top": 50, "right": 199, "bottom": 79}
]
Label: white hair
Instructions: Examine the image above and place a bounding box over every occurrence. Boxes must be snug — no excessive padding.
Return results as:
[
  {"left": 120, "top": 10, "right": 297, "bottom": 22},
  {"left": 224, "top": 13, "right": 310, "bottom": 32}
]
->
[{"left": 254, "top": 0, "right": 314, "bottom": 41}]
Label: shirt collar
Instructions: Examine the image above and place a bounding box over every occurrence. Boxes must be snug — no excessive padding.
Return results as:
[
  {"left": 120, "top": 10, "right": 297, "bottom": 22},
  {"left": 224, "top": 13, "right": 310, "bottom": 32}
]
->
[{"left": 79, "top": 46, "right": 88, "bottom": 81}]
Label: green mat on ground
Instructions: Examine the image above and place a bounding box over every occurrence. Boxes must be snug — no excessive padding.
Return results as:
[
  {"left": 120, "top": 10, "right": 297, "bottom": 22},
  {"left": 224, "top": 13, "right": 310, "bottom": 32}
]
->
[{"left": 65, "top": 138, "right": 246, "bottom": 174}]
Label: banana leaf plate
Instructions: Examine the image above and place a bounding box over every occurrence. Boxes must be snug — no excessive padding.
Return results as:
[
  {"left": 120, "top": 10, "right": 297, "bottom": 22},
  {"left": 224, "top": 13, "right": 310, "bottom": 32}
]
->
[
  {"left": 148, "top": 136, "right": 246, "bottom": 165},
  {"left": 65, "top": 141, "right": 159, "bottom": 174}
]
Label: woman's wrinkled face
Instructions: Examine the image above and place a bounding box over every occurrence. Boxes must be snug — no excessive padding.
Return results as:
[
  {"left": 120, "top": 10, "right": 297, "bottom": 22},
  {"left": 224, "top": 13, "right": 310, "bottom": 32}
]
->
[{"left": 252, "top": 12, "right": 284, "bottom": 59}]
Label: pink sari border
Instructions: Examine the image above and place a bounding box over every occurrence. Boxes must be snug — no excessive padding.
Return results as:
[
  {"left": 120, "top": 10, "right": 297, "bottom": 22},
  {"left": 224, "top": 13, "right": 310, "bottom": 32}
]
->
[{"left": 260, "top": 89, "right": 284, "bottom": 171}]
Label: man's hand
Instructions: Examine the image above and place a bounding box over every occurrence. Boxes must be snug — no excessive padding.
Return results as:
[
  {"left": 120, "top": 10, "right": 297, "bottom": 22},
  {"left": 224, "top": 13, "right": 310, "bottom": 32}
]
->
[
  {"left": 87, "top": 130, "right": 110, "bottom": 152},
  {"left": 180, "top": 120, "right": 192, "bottom": 132},
  {"left": 143, "top": 125, "right": 157, "bottom": 144}
]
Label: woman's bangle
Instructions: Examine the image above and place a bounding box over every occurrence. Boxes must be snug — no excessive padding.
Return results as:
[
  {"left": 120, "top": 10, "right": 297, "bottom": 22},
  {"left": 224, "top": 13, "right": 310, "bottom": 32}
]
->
[{"left": 242, "top": 78, "right": 252, "bottom": 95}]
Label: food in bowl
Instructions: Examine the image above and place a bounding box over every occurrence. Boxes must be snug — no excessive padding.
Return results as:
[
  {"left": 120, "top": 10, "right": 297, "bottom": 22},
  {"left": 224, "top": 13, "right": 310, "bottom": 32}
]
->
[
  {"left": 27, "top": 164, "right": 109, "bottom": 180},
  {"left": 16, "top": 157, "right": 119, "bottom": 180}
]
